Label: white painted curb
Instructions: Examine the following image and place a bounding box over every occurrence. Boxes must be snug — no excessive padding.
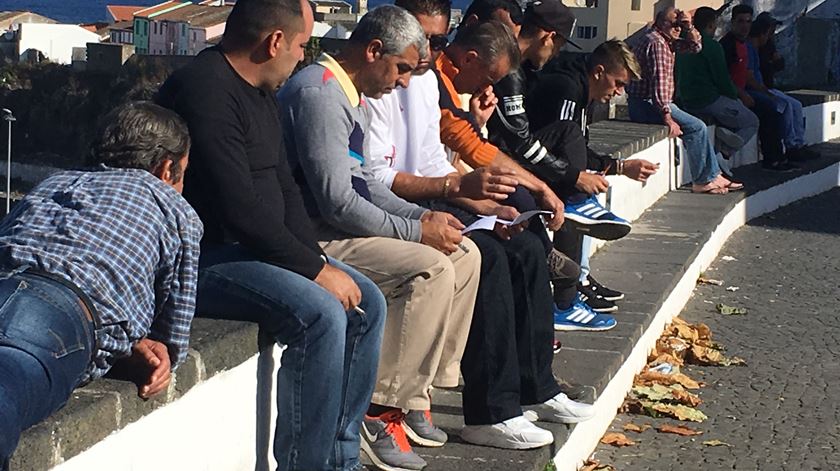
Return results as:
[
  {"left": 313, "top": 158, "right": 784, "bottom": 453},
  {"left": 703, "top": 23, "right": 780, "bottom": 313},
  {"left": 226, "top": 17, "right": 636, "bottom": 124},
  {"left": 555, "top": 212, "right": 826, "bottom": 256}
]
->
[{"left": 553, "top": 162, "right": 840, "bottom": 471}]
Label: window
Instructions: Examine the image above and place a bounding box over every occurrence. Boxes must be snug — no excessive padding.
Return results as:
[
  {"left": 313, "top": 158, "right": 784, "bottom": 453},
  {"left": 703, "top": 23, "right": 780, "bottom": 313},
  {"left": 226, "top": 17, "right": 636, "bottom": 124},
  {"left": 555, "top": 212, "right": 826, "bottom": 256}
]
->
[
  {"left": 576, "top": 26, "right": 598, "bottom": 39},
  {"left": 631, "top": 0, "right": 641, "bottom": 10}
]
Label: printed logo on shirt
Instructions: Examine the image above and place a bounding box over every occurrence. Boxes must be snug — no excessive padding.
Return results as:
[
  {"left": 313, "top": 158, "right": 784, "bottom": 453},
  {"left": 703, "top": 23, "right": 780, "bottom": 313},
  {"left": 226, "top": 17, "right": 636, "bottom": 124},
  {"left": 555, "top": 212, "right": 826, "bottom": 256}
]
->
[
  {"left": 502, "top": 95, "right": 526, "bottom": 116},
  {"left": 385, "top": 145, "right": 397, "bottom": 168}
]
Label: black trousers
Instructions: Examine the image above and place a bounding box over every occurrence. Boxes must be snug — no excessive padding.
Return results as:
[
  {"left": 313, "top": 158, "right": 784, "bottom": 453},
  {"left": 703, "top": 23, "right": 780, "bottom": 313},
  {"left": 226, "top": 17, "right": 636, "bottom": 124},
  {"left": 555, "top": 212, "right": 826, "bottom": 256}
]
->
[
  {"left": 530, "top": 121, "right": 593, "bottom": 308},
  {"left": 749, "top": 92, "right": 786, "bottom": 164},
  {"left": 420, "top": 200, "right": 561, "bottom": 425},
  {"left": 461, "top": 230, "right": 562, "bottom": 424}
]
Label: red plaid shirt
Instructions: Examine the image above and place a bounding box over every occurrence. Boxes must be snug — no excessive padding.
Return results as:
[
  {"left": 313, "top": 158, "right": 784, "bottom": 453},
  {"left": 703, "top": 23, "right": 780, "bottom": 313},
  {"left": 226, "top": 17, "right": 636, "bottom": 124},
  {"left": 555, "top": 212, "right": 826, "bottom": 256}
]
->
[{"left": 627, "top": 27, "right": 701, "bottom": 115}]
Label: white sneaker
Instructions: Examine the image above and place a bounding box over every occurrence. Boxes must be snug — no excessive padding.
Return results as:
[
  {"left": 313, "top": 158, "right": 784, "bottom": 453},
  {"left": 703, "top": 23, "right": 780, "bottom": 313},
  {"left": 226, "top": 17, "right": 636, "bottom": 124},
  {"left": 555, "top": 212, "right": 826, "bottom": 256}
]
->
[
  {"left": 523, "top": 392, "right": 596, "bottom": 424},
  {"left": 460, "top": 415, "right": 554, "bottom": 450}
]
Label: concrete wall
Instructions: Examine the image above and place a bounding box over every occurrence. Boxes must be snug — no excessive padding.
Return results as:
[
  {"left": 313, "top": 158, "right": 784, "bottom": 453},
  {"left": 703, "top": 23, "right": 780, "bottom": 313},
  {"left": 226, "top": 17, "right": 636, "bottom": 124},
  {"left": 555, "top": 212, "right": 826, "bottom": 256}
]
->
[
  {"left": 17, "top": 24, "right": 101, "bottom": 64},
  {"left": 52, "top": 347, "right": 284, "bottom": 471},
  {"left": 804, "top": 101, "right": 840, "bottom": 145}
]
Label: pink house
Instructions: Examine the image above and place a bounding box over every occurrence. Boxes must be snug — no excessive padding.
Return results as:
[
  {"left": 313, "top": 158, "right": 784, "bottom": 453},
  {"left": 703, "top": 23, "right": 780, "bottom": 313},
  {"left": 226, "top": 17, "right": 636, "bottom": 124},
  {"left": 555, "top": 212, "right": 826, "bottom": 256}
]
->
[{"left": 145, "top": 4, "right": 231, "bottom": 55}]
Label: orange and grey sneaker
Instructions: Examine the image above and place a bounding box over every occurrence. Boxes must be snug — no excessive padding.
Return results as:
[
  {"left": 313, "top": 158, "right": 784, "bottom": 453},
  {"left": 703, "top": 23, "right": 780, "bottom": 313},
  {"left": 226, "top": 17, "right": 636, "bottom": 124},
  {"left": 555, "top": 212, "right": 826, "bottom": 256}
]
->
[
  {"left": 403, "top": 410, "right": 448, "bottom": 447},
  {"left": 361, "top": 409, "right": 427, "bottom": 471}
]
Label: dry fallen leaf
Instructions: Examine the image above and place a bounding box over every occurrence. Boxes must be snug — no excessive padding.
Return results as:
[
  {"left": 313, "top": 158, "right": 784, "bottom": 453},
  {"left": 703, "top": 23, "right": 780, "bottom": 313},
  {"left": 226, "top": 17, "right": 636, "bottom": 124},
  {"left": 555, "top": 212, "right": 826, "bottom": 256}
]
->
[
  {"left": 580, "top": 459, "right": 617, "bottom": 471},
  {"left": 703, "top": 439, "right": 733, "bottom": 447},
  {"left": 657, "top": 337, "right": 690, "bottom": 358},
  {"left": 657, "top": 424, "right": 703, "bottom": 436},
  {"left": 622, "top": 422, "right": 652, "bottom": 433},
  {"left": 716, "top": 303, "right": 747, "bottom": 315},
  {"left": 636, "top": 370, "right": 703, "bottom": 389},
  {"left": 650, "top": 403, "right": 708, "bottom": 422},
  {"left": 688, "top": 345, "right": 747, "bottom": 367},
  {"left": 698, "top": 277, "right": 724, "bottom": 286},
  {"left": 600, "top": 432, "right": 636, "bottom": 447},
  {"left": 694, "top": 323, "right": 712, "bottom": 340},
  {"left": 670, "top": 324, "right": 700, "bottom": 342},
  {"left": 632, "top": 384, "right": 674, "bottom": 401},
  {"left": 670, "top": 386, "right": 703, "bottom": 407}
]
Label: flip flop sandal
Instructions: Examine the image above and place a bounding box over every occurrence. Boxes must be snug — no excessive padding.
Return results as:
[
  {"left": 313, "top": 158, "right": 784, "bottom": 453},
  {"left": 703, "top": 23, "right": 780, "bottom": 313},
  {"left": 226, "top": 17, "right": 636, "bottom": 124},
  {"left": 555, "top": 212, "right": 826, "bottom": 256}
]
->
[
  {"left": 727, "top": 182, "right": 745, "bottom": 191},
  {"left": 691, "top": 185, "right": 729, "bottom": 194}
]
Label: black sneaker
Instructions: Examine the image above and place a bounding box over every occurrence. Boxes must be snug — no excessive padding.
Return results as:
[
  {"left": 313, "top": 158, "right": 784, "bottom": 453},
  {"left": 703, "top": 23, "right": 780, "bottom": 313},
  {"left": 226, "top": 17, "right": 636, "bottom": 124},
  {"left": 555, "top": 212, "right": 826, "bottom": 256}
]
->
[
  {"left": 578, "top": 286, "right": 618, "bottom": 313},
  {"left": 584, "top": 275, "right": 624, "bottom": 301},
  {"left": 786, "top": 146, "right": 819, "bottom": 161},
  {"left": 762, "top": 160, "right": 799, "bottom": 172}
]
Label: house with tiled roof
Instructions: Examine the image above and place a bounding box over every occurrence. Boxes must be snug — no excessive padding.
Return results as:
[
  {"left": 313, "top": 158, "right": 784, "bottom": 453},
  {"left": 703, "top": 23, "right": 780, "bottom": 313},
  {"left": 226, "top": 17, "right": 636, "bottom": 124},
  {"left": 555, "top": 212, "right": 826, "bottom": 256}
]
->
[
  {"left": 106, "top": 4, "right": 144, "bottom": 23},
  {"left": 140, "top": 3, "right": 232, "bottom": 55},
  {"left": 132, "top": 1, "right": 191, "bottom": 54}
]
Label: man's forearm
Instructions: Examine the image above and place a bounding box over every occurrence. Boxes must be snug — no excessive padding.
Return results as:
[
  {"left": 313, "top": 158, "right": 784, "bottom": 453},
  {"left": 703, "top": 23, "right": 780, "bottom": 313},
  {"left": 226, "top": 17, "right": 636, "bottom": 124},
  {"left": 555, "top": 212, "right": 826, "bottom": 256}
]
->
[
  {"left": 490, "top": 151, "right": 548, "bottom": 194},
  {"left": 391, "top": 172, "right": 450, "bottom": 202},
  {"left": 449, "top": 196, "right": 498, "bottom": 215}
]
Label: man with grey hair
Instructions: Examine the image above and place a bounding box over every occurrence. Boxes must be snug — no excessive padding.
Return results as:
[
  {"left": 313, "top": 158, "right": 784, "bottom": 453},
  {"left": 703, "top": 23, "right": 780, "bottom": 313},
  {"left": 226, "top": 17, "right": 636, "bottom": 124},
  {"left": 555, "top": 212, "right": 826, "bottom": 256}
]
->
[
  {"left": 627, "top": 7, "right": 742, "bottom": 194},
  {"left": 278, "top": 5, "right": 481, "bottom": 470}
]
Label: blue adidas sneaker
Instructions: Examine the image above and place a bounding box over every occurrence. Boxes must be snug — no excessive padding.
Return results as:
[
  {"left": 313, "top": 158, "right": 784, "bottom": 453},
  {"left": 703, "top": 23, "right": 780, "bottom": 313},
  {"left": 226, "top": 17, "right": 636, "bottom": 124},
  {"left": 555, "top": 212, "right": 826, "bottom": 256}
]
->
[
  {"left": 553, "top": 301, "right": 617, "bottom": 332},
  {"left": 564, "top": 196, "right": 631, "bottom": 241}
]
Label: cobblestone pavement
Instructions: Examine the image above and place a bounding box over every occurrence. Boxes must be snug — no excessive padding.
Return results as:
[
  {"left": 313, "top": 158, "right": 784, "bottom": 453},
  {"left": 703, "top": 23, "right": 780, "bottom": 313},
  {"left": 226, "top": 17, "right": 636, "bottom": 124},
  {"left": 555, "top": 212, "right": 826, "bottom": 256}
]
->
[{"left": 591, "top": 188, "right": 840, "bottom": 471}]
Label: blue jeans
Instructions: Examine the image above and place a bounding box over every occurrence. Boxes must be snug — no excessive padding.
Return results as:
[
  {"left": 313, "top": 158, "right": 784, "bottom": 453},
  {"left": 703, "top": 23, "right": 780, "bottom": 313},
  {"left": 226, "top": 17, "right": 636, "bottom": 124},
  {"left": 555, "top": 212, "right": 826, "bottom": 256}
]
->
[
  {"left": 768, "top": 89, "right": 806, "bottom": 149},
  {"left": 196, "top": 245, "right": 386, "bottom": 471},
  {"left": 0, "top": 271, "right": 95, "bottom": 469},
  {"left": 628, "top": 97, "right": 721, "bottom": 185},
  {"left": 578, "top": 235, "right": 592, "bottom": 283}
]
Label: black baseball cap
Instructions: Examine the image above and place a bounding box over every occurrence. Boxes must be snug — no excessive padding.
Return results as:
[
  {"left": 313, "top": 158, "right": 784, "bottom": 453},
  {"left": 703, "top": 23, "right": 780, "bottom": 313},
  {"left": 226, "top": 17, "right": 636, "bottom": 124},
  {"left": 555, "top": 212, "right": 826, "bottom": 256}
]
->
[
  {"left": 524, "top": 0, "right": 581, "bottom": 50},
  {"left": 754, "top": 11, "right": 781, "bottom": 28}
]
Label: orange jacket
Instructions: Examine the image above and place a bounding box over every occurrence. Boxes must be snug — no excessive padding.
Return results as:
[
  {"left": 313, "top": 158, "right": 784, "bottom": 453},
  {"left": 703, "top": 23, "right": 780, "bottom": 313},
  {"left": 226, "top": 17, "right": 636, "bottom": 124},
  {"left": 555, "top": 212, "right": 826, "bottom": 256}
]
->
[{"left": 435, "top": 54, "right": 498, "bottom": 168}]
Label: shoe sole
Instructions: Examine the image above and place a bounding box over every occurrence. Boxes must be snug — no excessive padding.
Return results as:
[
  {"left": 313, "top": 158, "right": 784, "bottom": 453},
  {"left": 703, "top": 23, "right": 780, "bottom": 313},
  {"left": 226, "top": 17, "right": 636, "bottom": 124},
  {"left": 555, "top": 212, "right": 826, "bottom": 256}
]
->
[
  {"left": 554, "top": 322, "right": 617, "bottom": 332},
  {"left": 403, "top": 424, "right": 446, "bottom": 448},
  {"left": 600, "top": 294, "right": 624, "bottom": 302},
  {"left": 588, "top": 304, "right": 618, "bottom": 313},
  {"left": 460, "top": 431, "right": 553, "bottom": 450},
  {"left": 563, "top": 216, "right": 631, "bottom": 241},
  {"left": 522, "top": 409, "right": 596, "bottom": 424},
  {"left": 360, "top": 438, "right": 425, "bottom": 471}
]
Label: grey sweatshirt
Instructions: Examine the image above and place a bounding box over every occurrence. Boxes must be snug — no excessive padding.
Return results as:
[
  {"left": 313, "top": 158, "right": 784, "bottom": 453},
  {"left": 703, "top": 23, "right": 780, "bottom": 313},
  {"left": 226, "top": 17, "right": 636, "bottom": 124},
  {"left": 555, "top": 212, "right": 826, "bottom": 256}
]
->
[{"left": 278, "top": 54, "right": 427, "bottom": 242}]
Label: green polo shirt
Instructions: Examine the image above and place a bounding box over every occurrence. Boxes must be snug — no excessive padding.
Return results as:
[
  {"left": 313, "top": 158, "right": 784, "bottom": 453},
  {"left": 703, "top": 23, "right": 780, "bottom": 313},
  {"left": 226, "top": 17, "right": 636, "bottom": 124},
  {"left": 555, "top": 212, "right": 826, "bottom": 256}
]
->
[{"left": 676, "top": 31, "right": 740, "bottom": 110}]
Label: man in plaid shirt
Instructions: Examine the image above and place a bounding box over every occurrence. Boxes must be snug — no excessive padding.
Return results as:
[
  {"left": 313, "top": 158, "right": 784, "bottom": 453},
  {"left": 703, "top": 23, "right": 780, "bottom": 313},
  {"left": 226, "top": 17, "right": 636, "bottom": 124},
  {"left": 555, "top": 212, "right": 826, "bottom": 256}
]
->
[
  {"left": 0, "top": 102, "right": 202, "bottom": 469},
  {"left": 628, "top": 7, "right": 743, "bottom": 194}
]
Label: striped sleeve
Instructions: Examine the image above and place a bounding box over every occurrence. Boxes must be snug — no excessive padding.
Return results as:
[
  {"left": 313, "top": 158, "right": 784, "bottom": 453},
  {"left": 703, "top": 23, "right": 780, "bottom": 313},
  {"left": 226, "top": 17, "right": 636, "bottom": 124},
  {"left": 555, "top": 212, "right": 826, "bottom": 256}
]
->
[{"left": 557, "top": 99, "right": 577, "bottom": 122}]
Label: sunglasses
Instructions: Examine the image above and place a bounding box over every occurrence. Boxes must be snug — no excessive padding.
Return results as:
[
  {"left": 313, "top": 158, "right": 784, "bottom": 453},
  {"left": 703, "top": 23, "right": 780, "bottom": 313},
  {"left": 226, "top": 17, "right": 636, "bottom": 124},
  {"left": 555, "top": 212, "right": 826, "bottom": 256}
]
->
[{"left": 429, "top": 34, "right": 449, "bottom": 52}]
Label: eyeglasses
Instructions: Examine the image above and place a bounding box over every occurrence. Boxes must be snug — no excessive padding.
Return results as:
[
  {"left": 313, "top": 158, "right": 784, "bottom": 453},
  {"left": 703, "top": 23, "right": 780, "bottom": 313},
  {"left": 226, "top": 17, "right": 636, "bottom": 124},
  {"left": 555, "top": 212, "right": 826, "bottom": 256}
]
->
[{"left": 428, "top": 34, "right": 449, "bottom": 52}]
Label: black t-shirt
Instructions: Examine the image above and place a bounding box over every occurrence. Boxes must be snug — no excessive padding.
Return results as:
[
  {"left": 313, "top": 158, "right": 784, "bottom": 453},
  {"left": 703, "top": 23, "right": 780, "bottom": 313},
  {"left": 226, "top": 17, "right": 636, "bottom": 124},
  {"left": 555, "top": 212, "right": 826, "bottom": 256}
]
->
[{"left": 157, "top": 47, "right": 326, "bottom": 279}]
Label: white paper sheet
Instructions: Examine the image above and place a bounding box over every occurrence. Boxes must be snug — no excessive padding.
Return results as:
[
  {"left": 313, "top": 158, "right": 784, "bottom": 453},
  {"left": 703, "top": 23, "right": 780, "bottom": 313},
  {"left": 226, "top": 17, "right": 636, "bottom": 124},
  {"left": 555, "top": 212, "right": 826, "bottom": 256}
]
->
[
  {"left": 461, "top": 215, "right": 498, "bottom": 234},
  {"left": 496, "top": 210, "right": 553, "bottom": 226}
]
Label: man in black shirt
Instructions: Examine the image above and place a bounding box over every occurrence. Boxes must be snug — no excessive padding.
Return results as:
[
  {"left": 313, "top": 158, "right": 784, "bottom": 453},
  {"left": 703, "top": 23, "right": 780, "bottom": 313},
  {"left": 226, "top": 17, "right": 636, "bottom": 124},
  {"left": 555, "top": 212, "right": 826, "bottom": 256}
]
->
[{"left": 157, "top": 0, "right": 386, "bottom": 469}]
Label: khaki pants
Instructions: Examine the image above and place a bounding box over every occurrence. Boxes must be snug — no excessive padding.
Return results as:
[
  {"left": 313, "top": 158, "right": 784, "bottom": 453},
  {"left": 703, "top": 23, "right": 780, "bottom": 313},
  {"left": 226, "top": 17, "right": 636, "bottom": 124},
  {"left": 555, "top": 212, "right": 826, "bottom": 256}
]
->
[{"left": 321, "top": 236, "right": 481, "bottom": 410}]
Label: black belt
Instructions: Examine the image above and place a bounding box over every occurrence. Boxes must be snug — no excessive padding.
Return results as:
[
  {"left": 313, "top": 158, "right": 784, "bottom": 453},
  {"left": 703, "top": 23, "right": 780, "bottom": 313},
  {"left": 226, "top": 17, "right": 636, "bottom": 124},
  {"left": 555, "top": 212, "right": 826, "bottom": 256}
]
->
[{"left": 21, "top": 267, "right": 102, "bottom": 330}]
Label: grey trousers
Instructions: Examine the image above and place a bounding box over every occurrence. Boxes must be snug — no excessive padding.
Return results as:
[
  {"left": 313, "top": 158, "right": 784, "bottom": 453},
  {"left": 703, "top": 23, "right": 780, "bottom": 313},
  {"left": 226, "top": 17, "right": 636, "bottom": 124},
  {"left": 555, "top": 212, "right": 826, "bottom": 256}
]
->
[{"left": 692, "top": 95, "right": 759, "bottom": 155}]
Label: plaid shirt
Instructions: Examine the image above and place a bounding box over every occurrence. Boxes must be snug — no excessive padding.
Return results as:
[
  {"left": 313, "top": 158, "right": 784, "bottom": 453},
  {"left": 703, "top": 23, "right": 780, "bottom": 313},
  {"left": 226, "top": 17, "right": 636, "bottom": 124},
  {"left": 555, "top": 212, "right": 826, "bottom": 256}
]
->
[
  {"left": 628, "top": 27, "right": 702, "bottom": 114},
  {"left": 0, "top": 168, "right": 203, "bottom": 381}
]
